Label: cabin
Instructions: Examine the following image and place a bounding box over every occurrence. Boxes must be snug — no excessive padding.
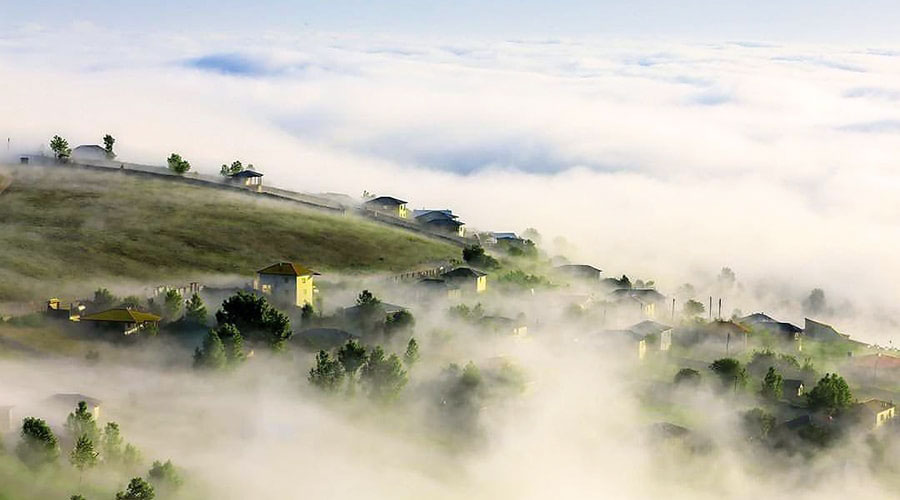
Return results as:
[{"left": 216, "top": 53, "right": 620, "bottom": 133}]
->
[
  {"left": 441, "top": 267, "right": 487, "bottom": 294},
  {"left": 49, "top": 394, "right": 102, "bottom": 421},
  {"left": 71, "top": 144, "right": 109, "bottom": 162},
  {"left": 609, "top": 288, "right": 666, "bottom": 319},
  {"left": 416, "top": 278, "right": 462, "bottom": 300},
  {"left": 80, "top": 308, "right": 161, "bottom": 335},
  {"left": 254, "top": 262, "right": 319, "bottom": 308},
  {"left": 602, "top": 329, "right": 649, "bottom": 360},
  {"left": 46, "top": 298, "right": 85, "bottom": 321},
  {"left": 364, "top": 196, "right": 408, "bottom": 218},
  {"left": 413, "top": 210, "right": 466, "bottom": 237},
  {"left": 228, "top": 169, "right": 264, "bottom": 192},
  {"left": 739, "top": 313, "right": 803, "bottom": 349},
  {"left": 480, "top": 316, "right": 528, "bottom": 337},
  {"left": 555, "top": 264, "right": 603, "bottom": 282},
  {"left": 628, "top": 320, "right": 673, "bottom": 352},
  {"left": 856, "top": 399, "right": 896, "bottom": 430}
]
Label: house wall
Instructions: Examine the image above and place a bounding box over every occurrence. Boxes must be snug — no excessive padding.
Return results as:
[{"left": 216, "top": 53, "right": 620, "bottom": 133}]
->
[
  {"left": 476, "top": 276, "right": 487, "bottom": 293},
  {"left": 638, "top": 339, "right": 647, "bottom": 360},
  {"left": 257, "top": 273, "right": 314, "bottom": 307},
  {"left": 875, "top": 407, "right": 896, "bottom": 428},
  {"left": 660, "top": 330, "right": 672, "bottom": 351}
]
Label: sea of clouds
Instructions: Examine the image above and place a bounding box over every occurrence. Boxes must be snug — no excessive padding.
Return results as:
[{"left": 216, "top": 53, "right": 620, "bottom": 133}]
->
[{"left": 2, "top": 25, "right": 900, "bottom": 342}]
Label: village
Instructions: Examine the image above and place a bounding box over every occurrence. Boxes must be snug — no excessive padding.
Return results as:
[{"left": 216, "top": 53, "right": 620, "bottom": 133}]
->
[{"left": 2, "top": 134, "right": 900, "bottom": 498}]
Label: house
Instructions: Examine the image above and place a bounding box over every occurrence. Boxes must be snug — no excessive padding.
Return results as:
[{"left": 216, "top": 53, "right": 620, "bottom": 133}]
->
[
  {"left": 0, "top": 405, "right": 13, "bottom": 433},
  {"left": 295, "top": 328, "right": 358, "bottom": 351},
  {"left": 46, "top": 298, "right": 85, "bottom": 321},
  {"left": 414, "top": 210, "right": 466, "bottom": 237},
  {"left": 856, "top": 399, "right": 896, "bottom": 430},
  {"left": 677, "top": 320, "right": 750, "bottom": 354},
  {"left": 416, "top": 278, "right": 462, "bottom": 300},
  {"left": 49, "top": 394, "right": 102, "bottom": 420},
  {"left": 783, "top": 379, "right": 805, "bottom": 403},
  {"left": 364, "top": 196, "right": 408, "bottom": 218},
  {"left": 604, "top": 329, "right": 649, "bottom": 360},
  {"left": 804, "top": 318, "right": 849, "bottom": 342},
  {"left": 342, "top": 302, "right": 408, "bottom": 321},
  {"left": 555, "top": 264, "right": 602, "bottom": 282},
  {"left": 71, "top": 145, "right": 109, "bottom": 162},
  {"left": 480, "top": 316, "right": 528, "bottom": 337},
  {"left": 80, "top": 308, "right": 161, "bottom": 335},
  {"left": 228, "top": 169, "right": 263, "bottom": 192},
  {"left": 441, "top": 267, "right": 487, "bottom": 294},
  {"left": 609, "top": 288, "right": 666, "bottom": 319},
  {"left": 628, "top": 320, "right": 673, "bottom": 352},
  {"left": 739, "top": 312, "right": 803, "bottom": 348},
  {"left": 490, "top": 232, "right": 523, "bottom": 244},
  {"left": 254, "top": 262, "right": 319, "bottom": 308}
]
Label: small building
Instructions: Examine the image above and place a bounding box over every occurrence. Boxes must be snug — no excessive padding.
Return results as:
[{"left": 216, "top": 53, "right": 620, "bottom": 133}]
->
[
  {"left": 254, "top": 262, "right": 319, "bottom": 308},
  {"left": 856, "top": 399, "right": 896, "bottom": 430},
  {"left": 46, "top": 298, "right": 85, "bottom": 321},
  {"left": 71, "top": 145, "right": 109, "bottom": 162},
  {"left": 228, "top": 169, "right": 264, "bottom": 192},
  {"left": 604, "top": 329, "right": 648, "bottom": 360},
  {"left": 441, "top": 267, "right": 487, "bottom": 294},
  {"left": 804, "top": 318, "right": 849, "bottom": 342},
  {"left": 783, "top": 379, "right": 805, "bottom": 402},
  {"left": 609, "top": 288, "right": 666, "bottom": 319},
  {"left": 414, "top": 210, "right": 465, "bottom": 237},
  {"left": 364, "top": 196, "right": 408, "bottom": 218},
  {"left": 416, "top": 278, "right": 462, "bottom": 300},
  {"left": 739, "top": 312, "right": 803, "bottom": 349},
  {"left": 80, "top": 308, "right": 161, "bottom": 335},
  {"left": 295, "top": 328, "right": 358, "bottom": 351},
  {"left": 342, "top": 302, "right": 408, "bottom": 320},
  {"left": 628, "top": 320, "right": 673, "bottom": 352},
  {"left": 49, "top": 394, "right": 102, "bottom": 421},
  {"left": 480, "top": 316, "right": 528, "bottom": 337},
  {"left": 555, "top": 264, "right": 602, "bottom": 282}
]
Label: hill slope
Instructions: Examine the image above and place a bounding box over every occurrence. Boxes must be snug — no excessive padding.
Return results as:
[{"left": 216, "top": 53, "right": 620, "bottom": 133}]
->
[{"left": 0, "top": 165, "right": 459, "bottom": 302}]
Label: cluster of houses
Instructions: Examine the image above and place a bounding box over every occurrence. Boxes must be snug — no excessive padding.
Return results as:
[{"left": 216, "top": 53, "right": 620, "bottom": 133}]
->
[{"left": 362, "top": 195, "right": 467, "bottom": 237}]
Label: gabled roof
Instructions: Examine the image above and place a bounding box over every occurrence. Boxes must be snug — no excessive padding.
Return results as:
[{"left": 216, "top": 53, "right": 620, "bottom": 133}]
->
[
  {"left": 423, "top": 218, "right": 464, "bottom": 229},
  {"left": 72, "top": 145, "right": 106, "bottom": 153},
  {"left": 257, "top": 262, "right": 318, "bottom": 276},
  {"left": 80, "top": 308, "right": 161, "bottom": 323},
  {"left": 230, "top": 169, "right": 263, "bottom": 178},
  {"left": 739, "top": 313, "right": 777, "bottom": 324},
  {"left": 442, "top": 267, "right": 487, "bottom": 279},
  {"left": 365, "top": 196, "right": 407, "bottom": 206},
  {"left": 50, "top": 393, "right": 102, "bottom": 407},
  {"left": 610, "top": 288, "right": 666, "bottom": 303},
  {"left": 491, "top": 232, "right": 520, "bottom": 240},
  {"left": 628, "top": 320, "right": 672, "bottom": 337},
  {"left": 804, "top": 318, "right": 848, "bottom": 341},
  {"left": 343, "top": 302, "right": 407, "bottom": 315},
  {"left": 413, "top": 209, "right": 457, "bottom": 220},
  {"left": 859, "top": 399, "right": 895, "bottom": 414},
  {"left": 556, "top": 264, "right": 602, "bottom": 274}
]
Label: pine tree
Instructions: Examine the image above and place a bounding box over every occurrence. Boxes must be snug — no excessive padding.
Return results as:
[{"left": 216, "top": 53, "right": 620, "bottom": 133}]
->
[
  {"left": 70, "top": 435, "right": 99, "bottom": 474},
  {"left": 66, "top": 401, "right": 99, "bottom": 441},
  {"left": 760, "top": 366, "right": 783, "bottom": 401},
  {"left": 123, "top": 443, "right": 142, "bottom": 469},
  {"left": 101, "top": 422, "right": 124, "bottom": 464},
  {"left": 404, "top": 338, "right": 420, "bottom": 367},
  {"left": 215, "top": 323, "right": 245, "bottom": 368},
  {"left": 185, "top": 293, "right": 208, "bottom": 325},
  {"left": 147, "top": 459, "right": 183, "bottom": 491},
  {"left": 193, "top": 329, "right": 227, "bottom": 370},
  {"left": 116, "top": 477, "right": 155, "bottom": 500},
  {"left": 360, "top": 346, "right": 408, "bottom": 403},
  {"left": 16, "top": 417, "right": 59, "bottom": 468},
  {"left": 309, "top": 351, "right": 345, "bottom": 393}
]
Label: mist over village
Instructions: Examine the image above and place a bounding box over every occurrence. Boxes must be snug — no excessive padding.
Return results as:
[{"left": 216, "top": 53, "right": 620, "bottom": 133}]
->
[{"left": 3, "top": 2, "right": 900, "bottom": 499}]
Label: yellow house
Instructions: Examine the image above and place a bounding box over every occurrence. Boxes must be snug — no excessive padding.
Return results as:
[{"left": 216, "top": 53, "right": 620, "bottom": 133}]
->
[
  {"left": 858, "top": 399, "right": 896, "bottom": 429},
  {"left": 441, "top": 267, "right": 487, "bottom": 294},
  {"left": 364, "top": 196, "right": 408, "bottom": 218},
  {"left": 254, "top": 262, "right": 319, "bottom": 308},
  {"left": 50, "top": 394, "right": 102, "bottom": 421}
]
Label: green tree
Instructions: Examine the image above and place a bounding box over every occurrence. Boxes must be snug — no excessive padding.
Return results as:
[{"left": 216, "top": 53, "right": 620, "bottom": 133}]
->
[
  {"left": 66, "top": 401, "right": 99, "bottom": 442},
  {"left": 163, "top": 289, "right": 183, "bottom": 321},
  {"left": 309, "top": 350, "right": 346, "bottom": 393},
  {"left": 93, "top": 288, "right": 118, "bottom": 311},
  {"left": 166, "top": 153, "right": 191, "bottom": 175},
  {"left": 337, "top": 339, "right": 367, "bottom": 378},
  {"left": 354, "top": 290, "right": 385, "bottom": 336},
  {"left": 103, "top": 134, "right": 116, "bottom": 158},
  {"left": 404, "top": 337, "right": 420, "bottom": 367},
  {"left": 123, "top": 444, "right": 142, "bottom": 469},
  {"left": 215, "top": 291, "right": 292, "bottom": 350},
  {"left": 101, "top": 422, "right": 124, "bottom": 464},
  {"left": 69, "top": 435, "right": 99, "bottom": 474},
  {"left": 184, "top": 293, "right": 207, "bottom": 325},
  {"left": 807, "top": 373, "right": 853, "bottom": 414},
  {"left": 219, "top": 160, "right": 244, "bottom": 177},
  {"left": 193, "top": 329, "right": 227, "bottom": 370},
  {"left": 215, "top": 323, "right": 245, "bottom": 368},
  {"left": 120, "top": 295, "right": 142, "bottom": 309},
  {"left": 360, "top": 346, "right": 408, "bottom": 403},
  {"left": 71, "top": 495, "right": 87, "bottom": 500},
  {"left": 16, "top": 417, "right": 59, "bottom": 468},
  {"left": 683, "top": 299, "right": 705, "bottom": 318},
  {"left": 385, "top": 310, "right": 415, "bottom": 339},
  {"left": 50, "top": 135, "right": 71, "bottom": 160},
  {"left": 742, "top": 408, "right": 775, "bottom": 442},
  {"left": 300, "top": 303, "right": 315, "bottom": 324},
  {"left": 116, "top": 477, "right": 155, "bottom": 500},
  {"left": 147, "top": 459, "right": 183, "bottom": 492},
  {"left": 674, "top": 368, "right": 701, "bottom": 385},
  {"left": 709, "top": 358, "right": 747, "bottom": 391},
  {"left": 462, "top": 245, "right": 499, "bottom": 270},
  {"left": 760, "top": 366, "right": 784, "bottom": 401}
]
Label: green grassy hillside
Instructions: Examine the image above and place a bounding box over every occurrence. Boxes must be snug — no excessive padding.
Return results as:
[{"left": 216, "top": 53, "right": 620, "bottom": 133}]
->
[{"left": 0, "top": 165, "right": 458, "bottom": 302}]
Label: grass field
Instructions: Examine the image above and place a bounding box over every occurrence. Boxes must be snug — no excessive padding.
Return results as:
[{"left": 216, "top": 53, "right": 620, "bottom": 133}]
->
[{"left": 0, "top": 165, "right": 459, "bottom": 302}]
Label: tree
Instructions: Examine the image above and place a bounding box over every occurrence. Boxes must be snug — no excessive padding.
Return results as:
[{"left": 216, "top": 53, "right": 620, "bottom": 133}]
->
[
  {"left": 66, "top": 401, "right": 99, "bottom": 442},
  {"left": 185, "top": 293, "right": 207, "bottom": 325},
  {"left": 522, "top": 227, "right": 542, "bottom": 244},
  {"left": 683, "top": 299, "right": 705, "bottom": 318},
  {"left": 193, "top": 329, "right": 226, "bottom": 370},
  {"left": 360, "top": 346, "right": 408, "bottom": 403},
  {"left": 219, "top": 160, "right": 244, "bottom": 177},
  {"left": 71, "top": 496, "right": 87, "bottom": 500},
  {"left": 70, "top": 435, "right": 99, "bottom": 473},
  {"left": 123, "top": 443, "right": 142, "bottom": 469},
  {"left": 385, "top": 310, "right": 415, "bottom": 339},
  {"left": 300, "top": 303, "right": 315, "bottom": 324},
  {"left": 147, "top": 459, "right": 183, "bottom": 491},
  {"left": 101, "top": 422, "right": 124, "bottom": 464},
  {"left": 120, "top": 295, "right": 142, "bottom": 309},
  {"left": 215, "top": 291, "right": 292, "bottom": 350},
  {"left": 215, "top": 323, "right": 245, "bottom": 368},
  {"left": 717, "top": 267, "right": 736, "bottom": 291},
  {"left": 354, "top": 290, "right": 385, "bottom": 336},
  {"left": 308, "top": 350, "right": 345, "bottom": 393},
  {"left": 807, "top": 373, "right": 853, "bottom": 414},
  {"left": 166, "top": 153, "right": 191, "bottom": 175},
  {"left": 803, "top": 288, "right": 827, "bottom": 316},
  {"left": 709, "top": 358, "right": 747, "bottom": 391},
  {"left": 462, "top": 245, "right": 499, "bottom": 270},
  {"left": 116, "top": 477, "right": 155, "bottom": 500},
  {"left": 163, "top": 289, "right": 183, "bottom": 322},
  {"left": 404, "top": 338, "right": 420, "bottom": 367},
  {"left": 674, "top": 368, "right": 701, "bottom": 386},
  {"left": 103, "top": 134, "right": 116, "bottom": 158},
  {"left": 742, "top": 408, "right": 775, "bottom": 442},
  {"left": 93, "top": 288, "right": 118, "bottom": 311},
  {"left": 760, "top": 366, "right": 783, "bottom": 401},
  {"left": 16, "top": 417, "right": 59, "bottom": 468},
  {"left": 50, "top": 135, "right": 71, "bottom": 160},
  {"left": 337, "top": 340, "right": 367, "bottom": 379}
]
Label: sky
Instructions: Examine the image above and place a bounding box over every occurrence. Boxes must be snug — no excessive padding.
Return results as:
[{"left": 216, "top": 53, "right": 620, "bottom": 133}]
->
[{"left": 2, "top": 4, "right": 900, "bottom": 343}]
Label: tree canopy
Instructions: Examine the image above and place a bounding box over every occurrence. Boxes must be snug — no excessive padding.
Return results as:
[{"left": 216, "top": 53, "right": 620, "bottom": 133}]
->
[
  {"left": 215, "top": 291, "right": 292, "bottom": 350},
  {"left": 309, "top": 350, "right": 346, "bottom": 393},
  {"left": 360, "top": 346, "right": 408, "bottom": 403},
  {"left": 50, "top": 135, "right": 71, "bottom": 160},
  {"left": 16, "top": 417, "right": 59, "bottom": 468},
  {"left": 116, "top": 477, "right": 155, "bottom": 500},
  {"left": 807, "top": 373, "right": 853, "bottom": 414},
  {"left": 760, "top": 366, "right": 783, "bottom": 401},
  {"left": 166, "top": 153, "right": 191, "bottom": 175},
  {"left": 709, "top": 358, "right": 747, "bottom": 391}
]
